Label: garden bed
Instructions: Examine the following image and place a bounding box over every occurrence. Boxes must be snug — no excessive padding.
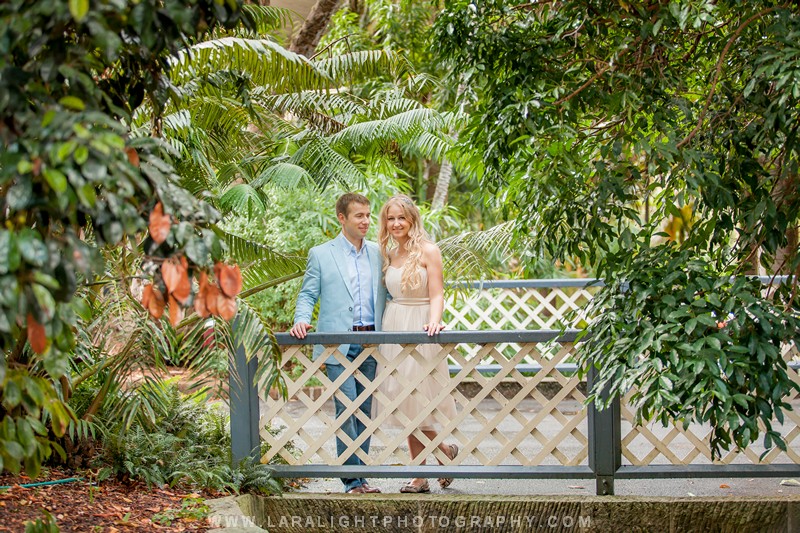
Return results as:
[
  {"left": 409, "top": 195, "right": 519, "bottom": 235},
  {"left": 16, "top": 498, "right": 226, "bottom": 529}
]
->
[{"left": 0, "top": 467, "right": 216, "bottom": 532}]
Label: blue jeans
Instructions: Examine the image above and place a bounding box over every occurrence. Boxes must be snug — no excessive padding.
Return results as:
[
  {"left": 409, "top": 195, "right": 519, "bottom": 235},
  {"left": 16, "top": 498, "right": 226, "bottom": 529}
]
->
[{"left": 324, "top": 343, "right": 377, "bottom": 492}]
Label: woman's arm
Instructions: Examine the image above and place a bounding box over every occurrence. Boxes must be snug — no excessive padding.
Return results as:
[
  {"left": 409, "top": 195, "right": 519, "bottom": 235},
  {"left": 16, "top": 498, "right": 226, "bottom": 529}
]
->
[{"left": 423, "top": 242, "right": 445, "bottom": 336}]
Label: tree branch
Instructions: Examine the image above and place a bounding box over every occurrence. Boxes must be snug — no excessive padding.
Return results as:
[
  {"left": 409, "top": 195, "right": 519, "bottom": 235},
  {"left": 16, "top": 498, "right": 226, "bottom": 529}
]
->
[{"left": 676, "top": 6, "right": 785, "bottom": 149}]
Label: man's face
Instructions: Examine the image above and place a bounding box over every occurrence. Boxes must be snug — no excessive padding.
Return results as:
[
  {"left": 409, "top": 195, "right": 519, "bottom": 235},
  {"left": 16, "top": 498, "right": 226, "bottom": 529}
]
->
[{"left": 338, "top": 202, "right": 371, "bottom": 243}]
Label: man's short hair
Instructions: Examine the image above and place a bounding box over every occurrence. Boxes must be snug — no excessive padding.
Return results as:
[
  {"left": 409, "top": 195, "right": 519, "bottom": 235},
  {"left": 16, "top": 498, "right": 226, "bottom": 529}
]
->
[{"left": 336, "top": 193, "right": 370, "bottom": 217}]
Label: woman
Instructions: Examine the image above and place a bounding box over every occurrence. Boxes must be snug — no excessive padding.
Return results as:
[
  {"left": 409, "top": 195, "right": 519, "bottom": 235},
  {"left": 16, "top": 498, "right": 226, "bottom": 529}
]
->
[{"left": 378, "top": 194, "right": 459, "bottom": 493}]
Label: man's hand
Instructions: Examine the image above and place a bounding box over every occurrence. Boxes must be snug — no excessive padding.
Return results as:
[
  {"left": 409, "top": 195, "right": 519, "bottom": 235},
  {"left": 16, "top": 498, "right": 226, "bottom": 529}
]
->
[{"left": 289, "top": 322, "right": 313, "bottom": 339}]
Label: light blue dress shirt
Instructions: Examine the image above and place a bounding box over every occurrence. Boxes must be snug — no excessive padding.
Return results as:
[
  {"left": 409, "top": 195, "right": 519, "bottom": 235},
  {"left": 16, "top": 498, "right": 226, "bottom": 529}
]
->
[{"left": 337, "top": 233, "right": 375, "bottom": 326}]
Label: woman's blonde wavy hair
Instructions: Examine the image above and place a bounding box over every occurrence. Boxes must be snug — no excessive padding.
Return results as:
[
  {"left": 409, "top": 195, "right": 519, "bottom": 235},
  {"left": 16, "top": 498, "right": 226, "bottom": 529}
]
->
[{"left": 378, "top": 194, "right": 429, "bottom": 292}]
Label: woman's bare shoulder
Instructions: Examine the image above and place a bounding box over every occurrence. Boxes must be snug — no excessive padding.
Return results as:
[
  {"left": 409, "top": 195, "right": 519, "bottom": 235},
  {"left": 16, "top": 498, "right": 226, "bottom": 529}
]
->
[{"left": 420, "top": 240, "right": 442, "bottom": 264}]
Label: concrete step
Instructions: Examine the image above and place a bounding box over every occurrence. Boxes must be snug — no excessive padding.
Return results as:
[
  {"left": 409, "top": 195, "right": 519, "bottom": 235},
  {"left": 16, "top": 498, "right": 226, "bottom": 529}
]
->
[{"left": 209, "top": 493, "right": 800, "bottom": 533}]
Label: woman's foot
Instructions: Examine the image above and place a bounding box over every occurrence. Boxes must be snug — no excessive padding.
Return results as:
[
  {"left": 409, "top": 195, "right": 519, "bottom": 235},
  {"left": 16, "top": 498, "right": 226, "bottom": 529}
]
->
[
  {"left": 399, "top": 478, "right": 430, "bottom": 493},
  {"left": 437, "top": 443, "right": 459, "bottom": 489}
]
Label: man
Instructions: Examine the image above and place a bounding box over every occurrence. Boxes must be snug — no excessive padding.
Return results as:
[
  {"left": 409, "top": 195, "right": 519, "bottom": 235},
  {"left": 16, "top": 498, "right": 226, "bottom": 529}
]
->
[{"left": 289, "top": 193, "right": 387, "bottom": 494}]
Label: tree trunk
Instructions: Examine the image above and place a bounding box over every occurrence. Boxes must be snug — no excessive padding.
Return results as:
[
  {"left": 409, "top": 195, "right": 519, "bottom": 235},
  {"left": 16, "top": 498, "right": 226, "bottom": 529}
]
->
[
  {"left": 289, "top": 0, "right": 343, "bottom": 58},
  {"left": 431, "top": 83, "right": 466, "bottom": 210},
  {"left": 771, "top": 226, "right": 798, "bottom": 274},
  {"left": 431, "top": 159, "right": 452, "bottom": 210}
]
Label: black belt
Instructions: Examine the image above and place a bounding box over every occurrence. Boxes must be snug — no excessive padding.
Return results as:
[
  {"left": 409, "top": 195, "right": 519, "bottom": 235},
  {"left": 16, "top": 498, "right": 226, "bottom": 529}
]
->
[{"left": 352, "top": 325, "right": 375, "bottom": 331}]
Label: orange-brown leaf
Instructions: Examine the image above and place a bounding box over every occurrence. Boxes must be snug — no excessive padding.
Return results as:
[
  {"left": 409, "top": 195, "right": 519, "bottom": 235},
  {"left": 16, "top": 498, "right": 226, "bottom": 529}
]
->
[
  {"left": 141, "top": 284, "right": 153, "bottom": 309},
  {"left": 27, "top": 314, "right": 47, "bottom": 354},
  {"left": 148, "top": 287, "right": 165, "bottom": 320},
  {"left": 205, "top": 284, "right": 220, "bottom": 316},
  {"left": 168, "top": 294, "right": 184, "bottom": 327},
  {"left": 161, "top": 258, "right": 180, "bottom": 293},
  {"left": 149, "top": 202, "right": 171, "bottom": 244},
  {"left": 194, "top": 291, "right": 210, "bottom": 318},
  {"left": 193, "top": 272, "right": 210, "bottom": 317},
  {"left": 125, "top": 147, "right": 140, "bottom": 168},
  {"left": 218, "top": 264, "right": 242, "bottom": 297},
  {"left": 216, "top": 294, "right": 237, "bottom": 321},
  {"left": 167, "top": 258, "right": 191, "bottom": 305}
]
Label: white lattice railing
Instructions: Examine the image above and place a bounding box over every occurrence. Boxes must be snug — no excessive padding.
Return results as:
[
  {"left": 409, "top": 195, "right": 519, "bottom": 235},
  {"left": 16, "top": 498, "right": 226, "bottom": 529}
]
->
[
  {"left": 262, "top": 334, "right": 586, "bottom": 468},
  {"left": 227, "top": 278, "right": 800, "bottom": 495},
  {"left": 262, "top": 333, "right": 800, "bottom": 471},
  {"left": 444, "top": 279, "right": 600, "bottom": 332},
  {"left": 442, "top": 279, "right": 601, "bottom": 362}
]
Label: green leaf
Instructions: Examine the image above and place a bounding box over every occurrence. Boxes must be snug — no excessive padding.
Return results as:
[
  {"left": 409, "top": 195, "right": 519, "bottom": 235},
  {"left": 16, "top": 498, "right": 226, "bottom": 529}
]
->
[
  {"left": 0, "top": 231, "right": 18, "bottom": 275},
  {"left": 24, "top": 379, "right": 45, "bottom": 407},
  {"left": 696, "top": 314, "right": 717, "bottom": 327},
  {"left": 3, "top": 440, "right": 24, "bottom": 461},
  {"left": 18, "top": 230, "right": 49, "bottom": 267},
  {"left": 16, "top": 418, "right": 36, "bottom": 455},
  {"left": 733, "top": 394, "right": 750, "bottom": 409},
  {"left": 77, "top": 183, "right": 97, "bottom": 207},
  {"left": 43, "top": 351, "right": 69, "bottom": 379},
  {"left": 706, "top": 336, "right": 722, "bottom": 351},
  {"left": 3, "top": 380, "right": 21, "bottom": 408},
  {"left": 59, "top": 95, "right": 85, "bottom": 111},
  {"left": 32, "top": 284, "right": 56, "bottom": 320},
  {"left": 74, "top": 145, "right": 89, "bottom": 165},
  {"left": 43, "top": 168, "right": 68, "bottom": 193},
  {"left": 68, "top": 0, "right": 89, "bottom": 21}
]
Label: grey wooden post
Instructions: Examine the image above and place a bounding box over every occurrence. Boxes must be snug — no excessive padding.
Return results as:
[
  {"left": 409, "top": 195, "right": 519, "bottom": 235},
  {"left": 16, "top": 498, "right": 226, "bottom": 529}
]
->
[
  {"left": 587, "top": 363, "right": 621, "bottom": 495},
  {"left": 229, "top": 319, "right": 260, "bottom": 466}
]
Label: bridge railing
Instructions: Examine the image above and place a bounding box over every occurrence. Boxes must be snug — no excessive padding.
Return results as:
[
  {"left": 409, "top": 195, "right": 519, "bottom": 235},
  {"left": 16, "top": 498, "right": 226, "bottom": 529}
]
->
[{"left": 229, "top": 278, "right": 800, "bottom": 495}]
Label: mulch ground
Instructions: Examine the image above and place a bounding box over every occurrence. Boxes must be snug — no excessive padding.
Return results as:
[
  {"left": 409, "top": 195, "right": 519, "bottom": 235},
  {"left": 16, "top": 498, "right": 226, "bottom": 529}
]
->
[{"left": 0, "top": 468, "right": 219, "bottom": 532}]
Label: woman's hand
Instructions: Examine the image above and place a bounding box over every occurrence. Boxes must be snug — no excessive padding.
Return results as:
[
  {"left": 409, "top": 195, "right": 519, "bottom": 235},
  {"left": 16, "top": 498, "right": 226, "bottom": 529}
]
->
[{"left": 423, "top": 322, "right": 445, "bottom": 336}]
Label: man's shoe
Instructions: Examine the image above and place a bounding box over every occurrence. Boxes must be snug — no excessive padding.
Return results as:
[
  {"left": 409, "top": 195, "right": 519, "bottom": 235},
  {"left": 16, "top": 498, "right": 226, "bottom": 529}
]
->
[
  {"left": 361, "top": 483, "right": 381, "bottom": 493},
  {"left": 347, "top": 486, "right": 365, "bottom": 494}
]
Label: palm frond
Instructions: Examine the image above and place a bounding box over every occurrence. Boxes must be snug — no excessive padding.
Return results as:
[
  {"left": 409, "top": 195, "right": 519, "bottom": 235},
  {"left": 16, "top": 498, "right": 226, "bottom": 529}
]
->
[
  {"left": 240, "top": 256, "right": 305, "bottom": 294},
  {"left": 214, "top": 228, "right": 305, "bottom": 273},
  {"left": 328, "top": 107, "right": 447, "bottom": 155},
  {"left": 312, "top": 50, "right": 413, "bottom": 85},
  {"left": 225, "top": 300, "right": 285, "bottom": 396},
  {"left": 240, "top": 5, "right": 296, "bottom": 34},
  {"left": 438, "top": 222, "right": 515, "bottom": 283},
  {"left": 292, "top": 136, "right": 366, "bottom": 189},
  {"left": 218, "top": 183, "right": 268, "bottom": 218},
  {"left": 169, "top": 38, "right": 328, "bottom": 92},
  {"left": 370, "top": 92, "right": 425, "bottom": 119},
  {"left": 251, "top": 162, "right": 314, "bottom": 189},
  {"left": 402, "top": 130, "right": 450, "bottom": 161},
  {"left": 255, "top": 90, "right": 368, "bottom": 134}
]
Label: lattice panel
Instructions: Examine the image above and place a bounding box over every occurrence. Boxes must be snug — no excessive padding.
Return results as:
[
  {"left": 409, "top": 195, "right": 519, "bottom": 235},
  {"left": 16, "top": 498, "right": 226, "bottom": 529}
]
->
[
  {"left": 444, "top": 287, "right": 598, "bottom": 331},
  {"left": 260, "top": 342, "right": 588, "bottom": 468},
  {"left": 621, "top": 343, "right": 800, "bottom": 466},
  {"left": 443, "top": 287, "right": 598, "bottom": 361}
]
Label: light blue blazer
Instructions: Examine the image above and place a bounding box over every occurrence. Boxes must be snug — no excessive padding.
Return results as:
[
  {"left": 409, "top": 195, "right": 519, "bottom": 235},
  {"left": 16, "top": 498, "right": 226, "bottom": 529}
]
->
[{"left": 293, "top": 234, "right": 387, "bottom": 364}]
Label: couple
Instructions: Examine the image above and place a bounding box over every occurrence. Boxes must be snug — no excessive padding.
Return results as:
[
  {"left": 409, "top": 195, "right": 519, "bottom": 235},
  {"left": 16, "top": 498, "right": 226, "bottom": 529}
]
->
[{"left": 289, "top": 192, "right": 458, "bottom": 495}]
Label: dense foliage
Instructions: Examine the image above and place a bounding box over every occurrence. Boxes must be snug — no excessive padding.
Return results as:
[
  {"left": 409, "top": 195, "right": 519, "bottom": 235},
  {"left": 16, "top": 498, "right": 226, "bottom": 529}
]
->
[
  {"left": 0, "top": 0, "right": 249, "bottom": 477},
  {"left": 436, "top": 0, "right": 800, "bottom": 456}
]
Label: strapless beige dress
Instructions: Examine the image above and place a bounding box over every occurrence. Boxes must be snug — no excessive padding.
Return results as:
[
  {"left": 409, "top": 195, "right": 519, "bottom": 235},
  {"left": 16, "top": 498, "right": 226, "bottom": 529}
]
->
[{"left": 379, "top": 265, "right": 457, "bottom": 430}]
